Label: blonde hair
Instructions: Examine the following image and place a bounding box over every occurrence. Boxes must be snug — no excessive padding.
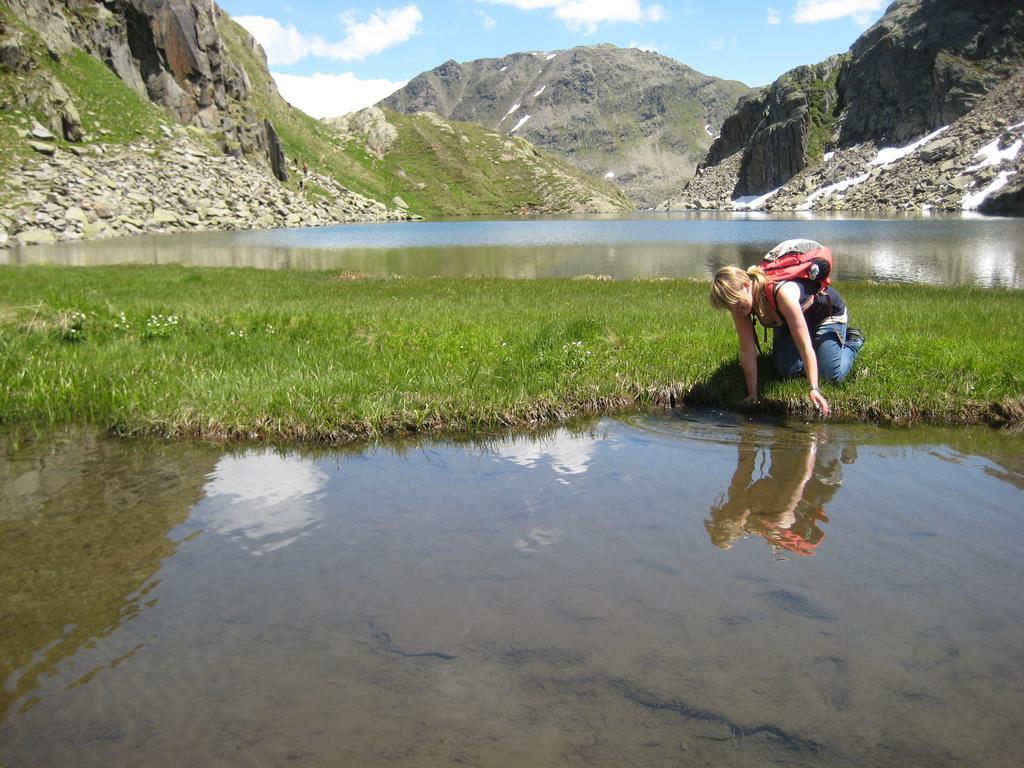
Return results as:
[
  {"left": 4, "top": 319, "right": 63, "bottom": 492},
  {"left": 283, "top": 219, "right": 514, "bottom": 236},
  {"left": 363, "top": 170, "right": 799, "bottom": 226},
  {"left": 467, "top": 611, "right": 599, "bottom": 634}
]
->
[{"left": 709, "top": 265, "right": 768, "bottom": 316}]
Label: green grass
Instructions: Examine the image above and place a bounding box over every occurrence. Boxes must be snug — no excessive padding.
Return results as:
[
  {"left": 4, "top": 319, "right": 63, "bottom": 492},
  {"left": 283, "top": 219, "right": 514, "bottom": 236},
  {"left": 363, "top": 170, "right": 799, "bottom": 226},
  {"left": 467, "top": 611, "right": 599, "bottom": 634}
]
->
[
  {"left": 46, "top": 49, "right": 169, "bottom": 144},
  {"left": 804, "top": 60, "right": 846, "bottom": 164},
  {"left": 0, "top": 6, "right": 168, "bottom": 145},
  {"left": 1, "top": 266, "right": 1022, "bottom": 441}
]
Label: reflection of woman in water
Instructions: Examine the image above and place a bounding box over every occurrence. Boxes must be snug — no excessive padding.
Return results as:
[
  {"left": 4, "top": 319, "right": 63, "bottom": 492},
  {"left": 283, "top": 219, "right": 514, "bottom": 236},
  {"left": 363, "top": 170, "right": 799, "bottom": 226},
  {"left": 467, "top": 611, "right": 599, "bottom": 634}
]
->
[{"left": 705, "top": 429, "right": 851, "bottom": 557}]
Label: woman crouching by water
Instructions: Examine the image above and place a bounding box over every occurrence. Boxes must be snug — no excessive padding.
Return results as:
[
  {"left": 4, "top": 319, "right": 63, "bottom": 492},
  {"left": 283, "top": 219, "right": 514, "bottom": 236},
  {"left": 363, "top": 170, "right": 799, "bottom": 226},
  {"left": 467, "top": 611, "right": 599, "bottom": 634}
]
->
[{"left": 709, "top": 241, "right": 864, "bottom": 417}]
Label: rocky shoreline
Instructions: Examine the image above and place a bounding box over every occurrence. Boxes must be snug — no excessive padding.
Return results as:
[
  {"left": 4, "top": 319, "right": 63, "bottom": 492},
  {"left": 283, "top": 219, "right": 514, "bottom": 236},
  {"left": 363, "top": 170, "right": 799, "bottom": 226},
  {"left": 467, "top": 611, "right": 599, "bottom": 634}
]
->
[{"left": 0, "top": 128, "right": 410, "bottom": 249}]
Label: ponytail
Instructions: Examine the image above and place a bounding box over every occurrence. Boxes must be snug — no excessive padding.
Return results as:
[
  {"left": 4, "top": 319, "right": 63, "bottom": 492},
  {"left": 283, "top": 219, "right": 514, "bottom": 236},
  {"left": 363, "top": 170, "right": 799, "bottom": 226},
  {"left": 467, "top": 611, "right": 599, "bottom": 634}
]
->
[
  {"left": 746, "top": 265, "right": 768, "bottom": 318},
  {"left": 710, "top": 264, "right": 768, "bottom": 317}
]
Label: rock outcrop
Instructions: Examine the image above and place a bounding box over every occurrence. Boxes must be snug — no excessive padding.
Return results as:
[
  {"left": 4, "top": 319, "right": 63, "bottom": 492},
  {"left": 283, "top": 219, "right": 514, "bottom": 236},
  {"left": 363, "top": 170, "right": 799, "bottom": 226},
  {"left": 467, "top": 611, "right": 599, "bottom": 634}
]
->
[
  {"left": 662, "top": 0, "right": 1024, "bottom": 214},
  {"left": 264, "top": 119, "right": 287, "bottom": 181},
  {"left": 660, "top": 69, "right": 1024, "bottom": 214},
  {"left": 379, "top": 45, "right": 752, "bottom": 207},
  {"left": 324, "top": 107, "right": 398, "bottom": 159},
  {"left": 838, "top": 0, "right": 1024, "bottom": 147},
  {"left": 6, "top": 0, "right": 271, "bottom": 155}
]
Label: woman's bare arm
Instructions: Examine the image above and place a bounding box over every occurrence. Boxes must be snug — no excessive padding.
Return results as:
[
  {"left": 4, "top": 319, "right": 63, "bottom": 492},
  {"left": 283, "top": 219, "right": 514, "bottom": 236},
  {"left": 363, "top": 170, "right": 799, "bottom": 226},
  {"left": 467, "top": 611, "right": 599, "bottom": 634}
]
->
[
  {"left": 775, "top": 283, "right": 830, "bottom": 416},
  {"left": 732, "top": 311, "right": 759, "bottom": 400}
]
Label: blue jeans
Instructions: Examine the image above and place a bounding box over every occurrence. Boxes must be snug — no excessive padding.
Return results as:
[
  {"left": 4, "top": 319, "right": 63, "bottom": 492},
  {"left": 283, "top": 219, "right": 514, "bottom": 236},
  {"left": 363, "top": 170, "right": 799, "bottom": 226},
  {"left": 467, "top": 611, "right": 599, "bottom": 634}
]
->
[{"left": 772, "top": 323, "right": 862, "bottom": 383}]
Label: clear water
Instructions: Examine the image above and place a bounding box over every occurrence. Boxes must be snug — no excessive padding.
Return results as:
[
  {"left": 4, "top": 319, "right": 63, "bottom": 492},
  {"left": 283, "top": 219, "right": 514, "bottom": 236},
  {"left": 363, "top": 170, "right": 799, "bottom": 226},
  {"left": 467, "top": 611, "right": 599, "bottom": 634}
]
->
[
  {"left": 3, "top": 414, "right": 1022, "bottom": 767},
  {"left": 5, "top": 212, "right": 1024, "bottom": 287}
]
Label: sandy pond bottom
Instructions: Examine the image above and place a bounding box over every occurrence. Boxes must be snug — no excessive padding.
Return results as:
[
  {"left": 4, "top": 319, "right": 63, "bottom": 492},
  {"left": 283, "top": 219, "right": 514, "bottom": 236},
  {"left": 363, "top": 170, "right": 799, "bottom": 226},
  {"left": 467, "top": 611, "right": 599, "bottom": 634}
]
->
[{"left": 2, "top": 413, "right": 1023, "bottom": 767}]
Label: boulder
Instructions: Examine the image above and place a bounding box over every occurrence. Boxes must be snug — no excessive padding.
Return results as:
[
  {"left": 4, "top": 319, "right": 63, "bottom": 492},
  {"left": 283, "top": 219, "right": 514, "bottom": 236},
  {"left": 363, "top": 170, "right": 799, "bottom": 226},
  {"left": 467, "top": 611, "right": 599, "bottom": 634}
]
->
[
  {"left": 81, "top": 221, "right": 108, "bottom": 238},
  {"left": 0, "top": 27, "right": 32, "bottom": 73},
  {"left": 93, "top": 199, "right": 116, "bottom": 218},
  {"left": 65, "top": 206, "right": 89, "bottom": 224},
  {"left": 30, "top": 120, "right": 55, "bottom": 141},
  {"left": 16, "top": 228, "right": 57, "bottom": 245},
  {"left": 326, "top": 107, "right": 399, "bottom": 159},
  {"left": 25, "top": 73, "right": 83, "bottom": 142},
  {"left": 152, "top": 208, "right": 179, "bottom": 224},
  {"left": 919, "top": 137, "right": 958, "bottom": 162},
  {"left": 979, "top": 174, "right": 1024, "bottom": 215},
  {"left": 29, "top": 140, "right": 58, "bottom": 156}
]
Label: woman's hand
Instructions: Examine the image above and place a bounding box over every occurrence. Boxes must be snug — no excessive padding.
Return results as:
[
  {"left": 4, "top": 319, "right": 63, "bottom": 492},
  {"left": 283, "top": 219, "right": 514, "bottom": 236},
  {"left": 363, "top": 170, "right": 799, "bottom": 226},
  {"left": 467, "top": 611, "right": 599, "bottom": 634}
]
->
[
  {"left": 809, "top": 387, "right": 830, "bottom": 417},
  {"left": 775, "top": 284, "right": 829, "bottom": 417}
]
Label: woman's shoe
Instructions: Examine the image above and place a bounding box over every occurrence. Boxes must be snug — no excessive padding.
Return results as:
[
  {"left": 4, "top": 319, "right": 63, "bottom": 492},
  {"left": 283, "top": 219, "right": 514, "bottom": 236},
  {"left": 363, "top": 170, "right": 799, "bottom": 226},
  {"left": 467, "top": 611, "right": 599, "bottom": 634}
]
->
[{"left": 846, "top": 327, "right": 865, "bottom": 348}]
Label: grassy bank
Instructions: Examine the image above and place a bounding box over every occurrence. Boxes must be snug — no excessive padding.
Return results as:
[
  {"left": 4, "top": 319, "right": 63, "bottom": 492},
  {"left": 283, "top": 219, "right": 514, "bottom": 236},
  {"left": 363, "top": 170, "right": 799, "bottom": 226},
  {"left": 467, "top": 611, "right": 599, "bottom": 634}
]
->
[{"left": 1, "top": 265, "right": 1021, "bottom": 441}]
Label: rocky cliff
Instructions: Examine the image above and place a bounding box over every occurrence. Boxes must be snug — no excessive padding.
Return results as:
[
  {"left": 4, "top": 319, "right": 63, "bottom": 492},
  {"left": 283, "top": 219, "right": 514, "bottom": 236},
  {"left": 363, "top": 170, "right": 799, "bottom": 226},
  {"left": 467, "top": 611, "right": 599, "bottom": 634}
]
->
[
  {"left": 379, "top": 45, "right": 752, "bottom": 207},
  {"left": 2, "top": 0, "right": 274, "bottom": 158},
  {"left": 662, "top": 0, "right": 1024, "bottom": 214}
]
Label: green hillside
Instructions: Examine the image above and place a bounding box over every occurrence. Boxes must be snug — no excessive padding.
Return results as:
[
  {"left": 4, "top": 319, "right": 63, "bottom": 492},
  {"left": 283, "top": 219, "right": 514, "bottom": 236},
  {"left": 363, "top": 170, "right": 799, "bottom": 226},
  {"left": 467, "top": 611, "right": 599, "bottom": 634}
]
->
[{"left": 218, "top": 15, "right": 630, "bottom": 217}]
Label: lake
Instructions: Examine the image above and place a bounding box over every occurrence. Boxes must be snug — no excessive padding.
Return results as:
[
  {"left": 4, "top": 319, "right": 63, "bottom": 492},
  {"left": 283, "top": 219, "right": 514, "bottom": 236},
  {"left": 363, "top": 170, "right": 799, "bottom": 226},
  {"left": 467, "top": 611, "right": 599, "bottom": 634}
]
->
[
  {"left": 2, "top": 413, "right": 1022, "bottom": 767},
  {"left": 2, "top": 213, "right": 1022, "bottom": 766},
  {"left": 4, "top": 212, "right": 1024, "bottom": 287}
]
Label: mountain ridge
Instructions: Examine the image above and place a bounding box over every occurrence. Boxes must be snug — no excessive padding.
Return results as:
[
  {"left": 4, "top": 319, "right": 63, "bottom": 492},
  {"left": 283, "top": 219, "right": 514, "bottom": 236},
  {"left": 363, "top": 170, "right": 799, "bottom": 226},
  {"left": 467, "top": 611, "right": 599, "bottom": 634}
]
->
[{"left": 378, "top": 44, "right": 752, "bottom": 207}]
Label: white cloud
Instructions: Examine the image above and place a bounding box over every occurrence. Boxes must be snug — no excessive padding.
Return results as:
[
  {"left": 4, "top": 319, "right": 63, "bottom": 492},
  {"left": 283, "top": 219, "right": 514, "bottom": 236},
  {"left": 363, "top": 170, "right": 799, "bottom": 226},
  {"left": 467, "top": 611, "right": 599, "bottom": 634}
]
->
[
  {"left": 272, "top": 71, "right": 408, "bottom": 118},
  {"left": 236, "top": 5, "right": 422, "bottom": 65},
  {"left": 628, "top": 41, "right": 660, "bottom": 53},
  {"left": 481, "top": 0, "right": 666, "bottom": 34},
  {"left": 767, "top": 6, "right": 781, "bottom": 24},
  {"left": 710, "top": 37, "right": 725, "bottom": 50},
  {"left": 338, "top": 5, "right": 422, "bottom": 57},
  {"left": 236, "top": 15, "right": 306, "bottom": 65},
  {"left": 479, "top": 11, "right": 497, "bottom": 29},
  {"left": 793, "top": 0, "right": 884, "bottom": 24}
]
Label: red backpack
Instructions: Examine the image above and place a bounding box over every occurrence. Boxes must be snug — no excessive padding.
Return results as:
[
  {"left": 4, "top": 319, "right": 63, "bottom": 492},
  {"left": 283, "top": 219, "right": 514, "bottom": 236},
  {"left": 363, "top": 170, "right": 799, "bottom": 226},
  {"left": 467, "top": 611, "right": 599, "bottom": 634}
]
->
[{"left": 760, "top": 239, "right": 833, "bottom": 314}]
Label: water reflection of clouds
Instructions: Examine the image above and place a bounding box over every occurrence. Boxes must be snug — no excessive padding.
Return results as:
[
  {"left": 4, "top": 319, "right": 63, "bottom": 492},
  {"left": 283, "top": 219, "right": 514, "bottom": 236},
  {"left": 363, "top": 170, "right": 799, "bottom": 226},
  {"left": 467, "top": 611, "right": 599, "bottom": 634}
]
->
[
  {"left": 201, "top": 452, "right": 328, "bottom": 555},
  {"left": 490, "top": 430, "right": 606, "bottom": 483}
]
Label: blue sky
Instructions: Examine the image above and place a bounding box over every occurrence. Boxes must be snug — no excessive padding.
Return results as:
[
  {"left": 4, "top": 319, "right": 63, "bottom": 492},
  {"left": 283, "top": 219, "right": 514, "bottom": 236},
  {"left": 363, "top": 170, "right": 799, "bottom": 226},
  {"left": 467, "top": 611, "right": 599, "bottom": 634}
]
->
[{"left": 219, "top": 0, "right": 889, "bottom": 118}]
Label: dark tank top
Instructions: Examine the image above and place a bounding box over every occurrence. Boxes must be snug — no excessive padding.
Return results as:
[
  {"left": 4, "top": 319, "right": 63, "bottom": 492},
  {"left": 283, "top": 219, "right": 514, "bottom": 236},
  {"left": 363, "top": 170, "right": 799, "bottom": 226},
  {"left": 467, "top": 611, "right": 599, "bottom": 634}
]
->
[{"left": 761, "top": 280, "right": 847, "bottom": 328}]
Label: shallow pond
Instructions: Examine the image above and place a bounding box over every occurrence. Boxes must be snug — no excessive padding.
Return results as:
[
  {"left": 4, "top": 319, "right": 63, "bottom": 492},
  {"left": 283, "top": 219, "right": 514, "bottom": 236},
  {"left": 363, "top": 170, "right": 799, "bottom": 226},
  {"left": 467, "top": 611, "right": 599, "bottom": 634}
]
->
[
  {"left": 2, "top": 413, "right": 1022, "bottom": 767},
  {"left": 5, "top": 212, "right": 1024, "bottom": 287}
]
